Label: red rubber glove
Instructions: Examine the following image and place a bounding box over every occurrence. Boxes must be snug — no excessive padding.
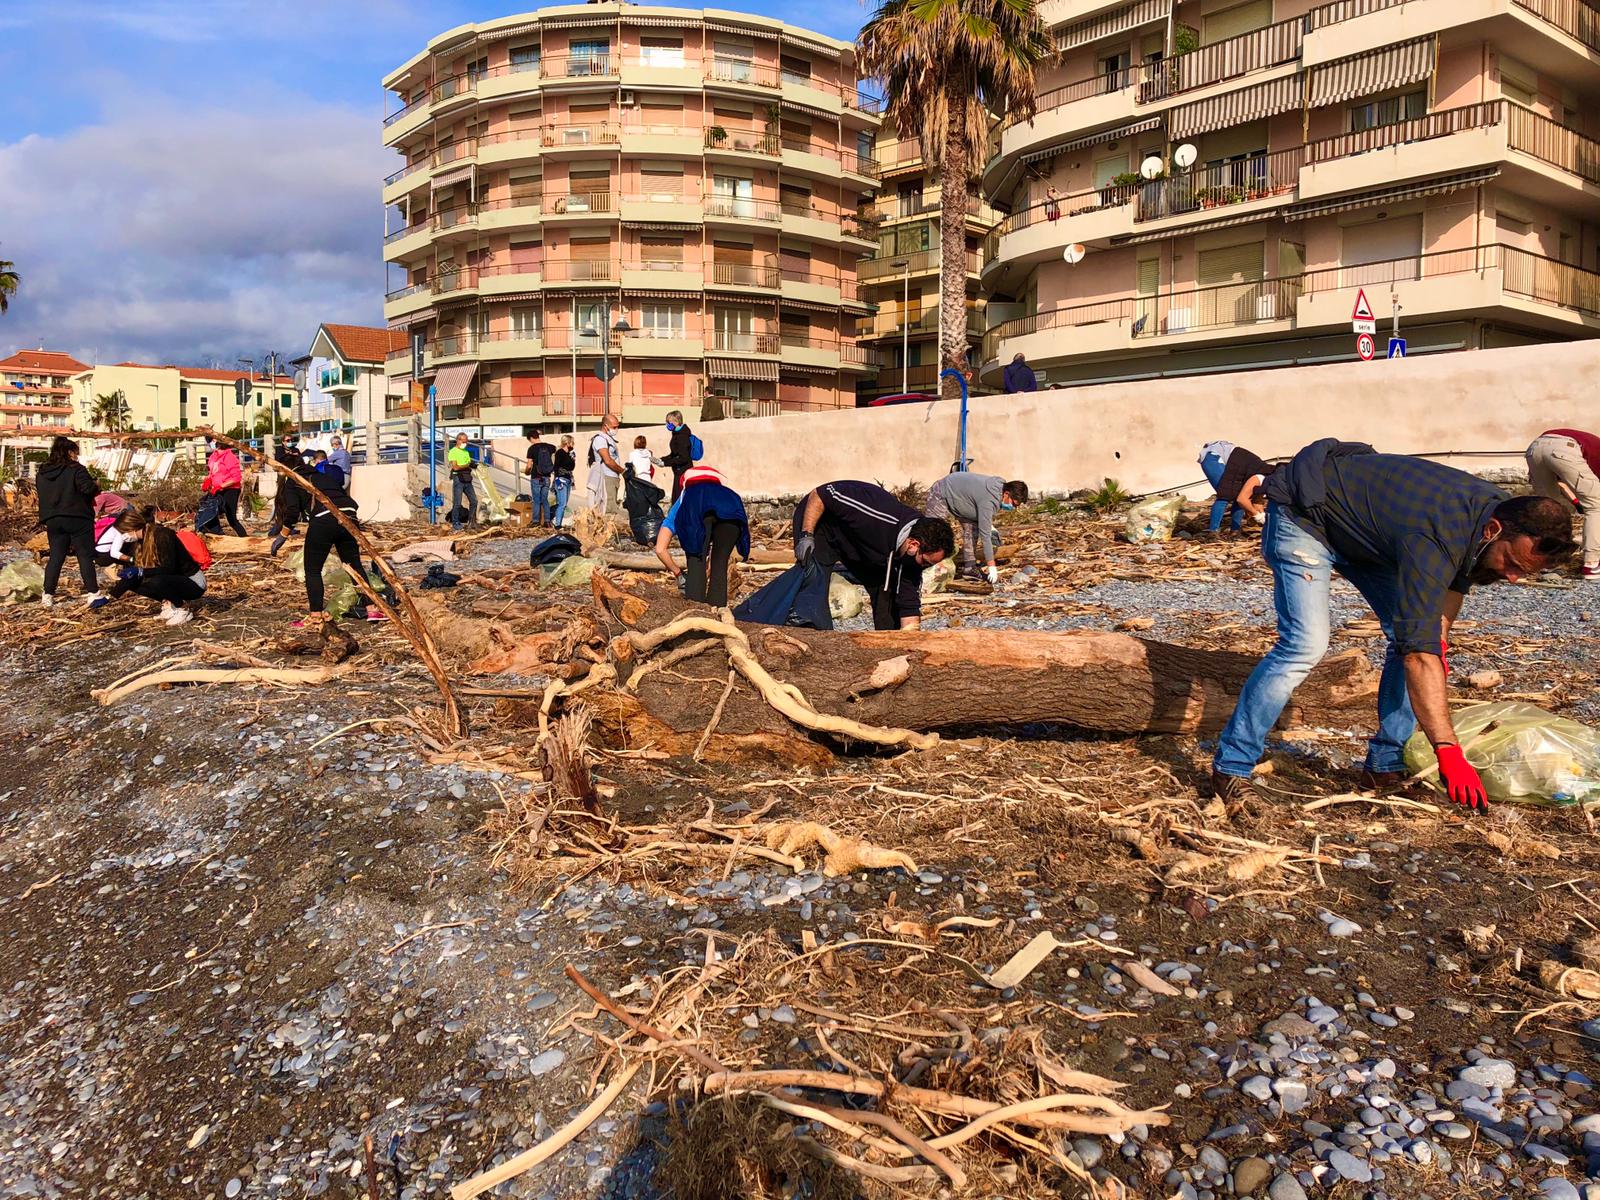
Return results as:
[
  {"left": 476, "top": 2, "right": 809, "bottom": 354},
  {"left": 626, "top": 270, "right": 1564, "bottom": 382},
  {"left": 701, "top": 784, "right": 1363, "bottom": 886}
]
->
[{"left": 1436, "top": 744, "right": 1487, "bottom": 810}]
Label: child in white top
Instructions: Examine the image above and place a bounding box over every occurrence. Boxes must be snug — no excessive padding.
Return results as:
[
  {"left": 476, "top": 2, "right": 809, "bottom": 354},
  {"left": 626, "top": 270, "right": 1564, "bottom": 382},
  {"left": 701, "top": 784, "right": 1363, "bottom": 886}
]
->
[{"left": 626, "top": 435, "right": 657, "bottom": 481}]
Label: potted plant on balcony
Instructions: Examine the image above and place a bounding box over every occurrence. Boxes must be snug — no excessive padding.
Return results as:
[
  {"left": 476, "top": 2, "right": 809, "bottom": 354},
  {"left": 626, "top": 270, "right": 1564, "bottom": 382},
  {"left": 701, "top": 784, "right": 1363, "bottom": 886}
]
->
[{"left": 707, "top": 125, "right": 728, "bottom": 147}]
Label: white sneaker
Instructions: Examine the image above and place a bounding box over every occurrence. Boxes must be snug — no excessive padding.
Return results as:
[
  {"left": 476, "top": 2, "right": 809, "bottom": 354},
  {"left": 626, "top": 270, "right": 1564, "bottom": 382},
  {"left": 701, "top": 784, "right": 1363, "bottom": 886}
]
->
[
  {"left": 40, "top": 593, "right": 54, "bottom": 608},
  {"left": 164, "top": 607, "right": 193, "bottom": 626},
  {"left": 82, "top": 591, "right": 105, "bottom": 606}
]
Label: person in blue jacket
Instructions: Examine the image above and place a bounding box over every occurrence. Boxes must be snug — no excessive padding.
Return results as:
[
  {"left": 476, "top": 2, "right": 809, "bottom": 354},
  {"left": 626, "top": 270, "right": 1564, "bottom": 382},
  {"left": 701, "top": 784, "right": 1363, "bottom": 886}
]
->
[{"left": 651, "top": 465, "right": 749, "bottom": 607}]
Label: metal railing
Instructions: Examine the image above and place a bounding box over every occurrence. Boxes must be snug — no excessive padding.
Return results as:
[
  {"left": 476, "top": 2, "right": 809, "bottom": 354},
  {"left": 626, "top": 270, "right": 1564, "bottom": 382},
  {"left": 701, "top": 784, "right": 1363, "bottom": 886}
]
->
[
  {"left": 546, "top": 191, "right": 613, "bottom": 215},
  {"left": 705, "top": 125, "right": 781, "bottom": 155},
  {"left": 384, "top": 93, "right": 428, "bottom": 128},
  {"left": 839, "top": 342, "right": 880, "bottom": 367},
  {"left": 1138, "top": 17, "right": 1303, "bottom": 101},
  {"left": 432, "top": 204, "right": 477, "bottom": 233},
  {"left": 1512, "top": 0, "right": 1600, "bottom": 52},
  {"left": 1508, "top": 103, "right": 1600, "bottom": 183},
  {"left": 728, "top": 399, "right": 782, "bottom": 418},
  {"left": 780, "top": 137, "right": 880, "bottom": 178},
  {"left": 858, "top": 248, "right": 980, "bottom": 280},
  {"left": 711, "top": 262, "right": 781, "bottom": 287},
  {"left": 1308, "top": 99, "right": 1502, "bottom": 162},
  {"left": 1034, "top": 67, "right": 1135, "bottom": 112},
  {"left": 478, "top": 196, "right": 544, "bottom": 219},
  {"left": 542, "top": 52, "right": 618, "bottom": 80},
  {"left": 384, "top": 218, "right": 429, "bottom": 244},
  {"left": 384, "top": 159, "right": 429, "bottom": 187},
  {"left": 1305, "top": 0, "right": 1407, "bottom": 28},
  {"left": 1136, "top": 146, "right": 1303, "bottom": 221},
  {"left": 1000, "top": 180, "right": 1136, "bottom": 234},
  {"left": 704, "top": 197, "right": 783, "bottom": 222},
  {"left": 710, "top": 330, "right": 780, "bottom": 353},
  {"left": 434, "top": 138, "right": 477, "bottom": 167},
  {"left": 546, "top": 259, "right": 619, "bottom": 282},
  {"left": 430, "top": 73, "right": 479, "bottom": 103},
  {"left": 982, "top": 243, "right": 1600, "bottom": 361},
  {"left": 705, "top": 57, "right": 780, "bottom": 87},
  {"left": 542, "top": 122, "right": 620, "bottom": 147}
]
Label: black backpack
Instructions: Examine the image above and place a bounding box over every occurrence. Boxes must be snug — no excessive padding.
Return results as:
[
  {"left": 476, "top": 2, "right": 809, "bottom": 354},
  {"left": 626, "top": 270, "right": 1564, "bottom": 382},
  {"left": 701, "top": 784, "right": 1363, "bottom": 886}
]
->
[{"left": 530, "top": 442, "right": 555, "bottom": 477}]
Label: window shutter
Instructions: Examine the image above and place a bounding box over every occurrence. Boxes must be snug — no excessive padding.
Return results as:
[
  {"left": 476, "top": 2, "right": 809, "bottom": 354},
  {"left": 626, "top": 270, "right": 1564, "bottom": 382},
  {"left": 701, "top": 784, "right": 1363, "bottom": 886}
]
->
[{"left": 1197, "top": 242, "right": 1265, "bottom": 286}]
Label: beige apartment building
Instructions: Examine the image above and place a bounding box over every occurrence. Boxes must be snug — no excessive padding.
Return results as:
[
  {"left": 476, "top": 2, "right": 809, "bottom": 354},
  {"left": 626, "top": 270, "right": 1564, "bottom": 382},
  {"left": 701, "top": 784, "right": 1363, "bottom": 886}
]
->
[
  {"left": 856, "top": 129, "right": 1001, "bottom": 399},
  {"left": 381, "top": 4, "right": 883, "bottom": 426},
  {"left": 980, "top": 0, "right": 1600, "bottom": 386},
  {"left": 0, "top": 349, "right": 84, "bottom": 443}
]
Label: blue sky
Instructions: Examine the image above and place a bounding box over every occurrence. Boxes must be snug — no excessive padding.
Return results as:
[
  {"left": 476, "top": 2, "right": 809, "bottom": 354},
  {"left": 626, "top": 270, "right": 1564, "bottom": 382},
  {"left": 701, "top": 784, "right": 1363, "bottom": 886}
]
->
[{"left": 0, "top": 0, "right": 871, "bottom": 368}]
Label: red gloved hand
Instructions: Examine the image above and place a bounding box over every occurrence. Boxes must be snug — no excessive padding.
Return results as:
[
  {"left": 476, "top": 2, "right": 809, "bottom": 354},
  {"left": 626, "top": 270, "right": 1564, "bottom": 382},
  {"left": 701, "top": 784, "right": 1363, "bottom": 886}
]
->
[
  {"left": 1436, "top": 743, "right": 1487, "bottom": 810},
  {"left": 1440, "top": 638, "right": 1450, "bottom": 677}
]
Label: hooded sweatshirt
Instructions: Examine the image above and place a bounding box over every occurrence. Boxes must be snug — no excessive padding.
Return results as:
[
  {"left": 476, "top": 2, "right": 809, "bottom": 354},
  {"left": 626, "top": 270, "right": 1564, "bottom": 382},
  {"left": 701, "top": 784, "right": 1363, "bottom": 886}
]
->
[
  {"left": 813, "top": 480, "right": 926, "bottom": 619},
  {"left": 36, "top": 460, "right": 100, "bottom": 523}
]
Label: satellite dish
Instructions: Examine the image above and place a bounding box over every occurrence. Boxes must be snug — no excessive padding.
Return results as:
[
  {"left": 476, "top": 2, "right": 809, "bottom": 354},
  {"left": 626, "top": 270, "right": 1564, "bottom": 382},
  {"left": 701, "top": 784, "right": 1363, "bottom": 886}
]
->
[
  {"left": 1173, "top": 143, "right": 1198, "bottom": 169},
  {"left": 1139, "top": 155, "right": 1165, "bottom": 180},
  {"left": 1062, "top": 243, "right": 1086, "bottom": 264}
]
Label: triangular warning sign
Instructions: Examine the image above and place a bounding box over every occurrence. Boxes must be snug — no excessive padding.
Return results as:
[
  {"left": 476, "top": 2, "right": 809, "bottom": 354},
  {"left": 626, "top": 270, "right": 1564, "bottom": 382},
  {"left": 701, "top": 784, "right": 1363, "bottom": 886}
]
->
[{"left": 1351, "top": 288, "right": 1375, "bottom": 322}]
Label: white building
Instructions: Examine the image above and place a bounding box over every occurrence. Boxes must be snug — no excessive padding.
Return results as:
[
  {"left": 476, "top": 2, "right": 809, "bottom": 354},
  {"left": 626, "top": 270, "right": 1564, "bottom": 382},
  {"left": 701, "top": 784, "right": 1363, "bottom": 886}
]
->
[{"left": 302, "top": 324, "right": 407, "bottom": 430}]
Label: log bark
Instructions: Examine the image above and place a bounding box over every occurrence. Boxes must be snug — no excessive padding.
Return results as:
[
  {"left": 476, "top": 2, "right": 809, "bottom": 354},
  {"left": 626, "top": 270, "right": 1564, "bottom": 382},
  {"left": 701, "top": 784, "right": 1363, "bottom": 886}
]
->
[{"left": 591, "top": 582, "right": 1378, "bottom": 747}]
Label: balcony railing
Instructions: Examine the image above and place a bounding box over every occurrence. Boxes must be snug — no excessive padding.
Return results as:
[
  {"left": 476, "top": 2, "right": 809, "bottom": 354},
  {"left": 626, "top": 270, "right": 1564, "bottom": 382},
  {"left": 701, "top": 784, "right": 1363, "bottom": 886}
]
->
[
  {"left": 1000, "top": 180, "right": 1137, "bottom": 234},
  {"left": 1308, "top": 99, "right": 1502, "bottom": 162},
  {"left": 1507, "top": 103, "right": 1600, "bottom": 184},
  {"left": 710, "top": 331, "right": 780, "bottom": 353},
  {"left": 729, "top": 399, "right": 783, "bottom": 418},
  {"left": 705, "top": 197, "right": 783, "bottom": 223},
  {"left": 384, "top": 159, "right": 428, "bottom": 187},
  {"left": 877, "top": 139, "right": 924, "bottom": 168},
  {"left": 542, "top": 122, "right": 620, "bottom": 147},
  {"left": 983, "top": 243, "right": 1600, "bottom": 361},
  {"left": 430, "top": 73, "right": 479, "bottom": 103},
  {"left": 546, "top": 259, "right": 619, "bottom": 282},
  {"left": 706, "top": 125, "right": 781, "bottom": 156},
  {"left": 432, "top": 204, "right": 477, "bottom": 233},
  {"left": 1136, "top": 146, "right": 1303, "bottom": 221},
  {"left": 705, "top": 58, "right": 781, "bottom": 88},
  {"left": 781, "top": 137, "right": 880, "bottom": 178},
  {"left": 478, "top": 196, "right": 544, "bottom": 219},
  {"left": 542, "top": 53, "right": 618, "bottom": 80},
  {"left": 1305, "top": 0, "right": 1407, "bottom": 28},
  {"left": 1137, "top": 17, "right": 1303, "bottom": 102},
  {"left": 1515, "top": 0, "right": 1600, "bottom": 50},
  {"left": 547, "top": 191, "right": 612, "bottom": 215},
  {"left": 1034, "top": 67, "right": 1134, "bottom": 112},
  {"left": 858, "top": 248, "right": 981, "bottom": 280},
  {"left": 384, "top": 218, "right": 429, "bottom": 245},
  {"left": 434, "top": 138, "right": 477, "bottom": 167},
  {"left": 839, "top": 342, "right": 880, "bottom": 367},
  {"left": 711, "top": 262, "right": 781, "bottom": 287},
  {"left": 383, "top": 93, "right": 428, "bottom": 129}
]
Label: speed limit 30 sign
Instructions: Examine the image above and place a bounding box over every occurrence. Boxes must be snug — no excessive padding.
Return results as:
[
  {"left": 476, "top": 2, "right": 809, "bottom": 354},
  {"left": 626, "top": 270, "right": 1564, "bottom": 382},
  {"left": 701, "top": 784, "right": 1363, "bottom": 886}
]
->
[{"left": 1356, "top": 332, "right": 1376, "bottom": 361}]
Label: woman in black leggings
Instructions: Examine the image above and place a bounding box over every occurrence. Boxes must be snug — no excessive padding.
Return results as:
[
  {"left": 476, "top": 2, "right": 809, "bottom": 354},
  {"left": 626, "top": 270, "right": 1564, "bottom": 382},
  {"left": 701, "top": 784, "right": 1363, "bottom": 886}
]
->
[
  {"left": 296, "top": 463, "right": 387, "bottom": 625},
  {"left": 104, "top": 510, "right": 207, "bottom": 626}
]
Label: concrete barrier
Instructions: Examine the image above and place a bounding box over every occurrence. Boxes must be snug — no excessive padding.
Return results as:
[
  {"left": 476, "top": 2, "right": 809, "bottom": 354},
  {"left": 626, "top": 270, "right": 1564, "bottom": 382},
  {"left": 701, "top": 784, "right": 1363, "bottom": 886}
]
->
[
  {"left": 637, "top": 341, "right": 1600, "bottom": 500},
  {"left": 348, "top": 462, "right": 413, "bottom": 523}
]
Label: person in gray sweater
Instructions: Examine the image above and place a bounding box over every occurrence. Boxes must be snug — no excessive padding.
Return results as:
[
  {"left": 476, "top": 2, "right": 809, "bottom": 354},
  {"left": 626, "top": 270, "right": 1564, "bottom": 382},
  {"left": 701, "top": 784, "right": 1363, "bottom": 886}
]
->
[{"left": 925, "top": 472, "right": 1028, "bottom": 582}]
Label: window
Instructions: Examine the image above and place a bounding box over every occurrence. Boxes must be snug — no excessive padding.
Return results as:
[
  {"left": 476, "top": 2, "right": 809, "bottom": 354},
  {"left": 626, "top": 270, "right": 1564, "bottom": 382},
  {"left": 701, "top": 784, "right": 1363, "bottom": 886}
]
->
[
  {"left": 722, "top": 380, "right": 757, "bottom": 402},
  {"left": 1499, "top": 56, "right": 1536, "bottom": 106},
  {"left": 510, "top": 44, "right": 541, "bottom": 73},
  {"left": 714, "top": 306, "right": 756, "bottom": 350},
  {"left": 1202, "top": 0, "right": 1272, "bottom": 44},
  {"left": 713, "top": 39, "right": 755, "bottom": 81},
  {"left": 1100, "top": 50, "right": 1130, "bottom": 89},
  {"left": 466, "top": 55, "right": 488, "bottom": 81},
  {"left": 511, "top": 307, "right": 541, "bottom": 337},
  {"left": 640, "top": 164, "right": 682, "bottom": 200},
  {"left": 255, "top": 391, "right": 264, "bottom": 407},
  {"left": 569, "top": 38, "right": 611, "bottom": 75},
  {"left": 199, "top": 396, "right": 209, "bottom": 418},
  {"left": 640, "top": 37, "right": 685, "bottom": 68},
  {"left": 1348, "top": 90, "right": 1426, "bottom": 133},
  {"left": 640, "top": 236, "right": 681, "bottom": 265},
  {"left": 641, "top": 303, "right": 685, "bottom": 337},
  {"left": 780, "top": 54, "right": 812, "bottom": 84},
  {"left": 712, "top": 173, "right": 754, "bottom": 216},
  {"left": 280, "top": 393, "right": 293, "bottom": 409},
  {"left": 897, "top": 182, "right": 923, "bottom": 217}
]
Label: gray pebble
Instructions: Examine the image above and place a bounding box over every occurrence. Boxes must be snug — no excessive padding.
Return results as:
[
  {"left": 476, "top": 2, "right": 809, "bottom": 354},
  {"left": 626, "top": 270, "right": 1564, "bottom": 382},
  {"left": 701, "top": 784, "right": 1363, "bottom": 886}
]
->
[{"left": 1268, "top": 1174, "right": 1307, "bottom": 1200}]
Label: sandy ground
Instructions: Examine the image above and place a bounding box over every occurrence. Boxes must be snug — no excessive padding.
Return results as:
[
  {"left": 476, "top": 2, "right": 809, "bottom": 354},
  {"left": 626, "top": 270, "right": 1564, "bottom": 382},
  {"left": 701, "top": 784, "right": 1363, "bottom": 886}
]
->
[{"left": 0, "top": 504, "right": 1597, "bottom": 1200}]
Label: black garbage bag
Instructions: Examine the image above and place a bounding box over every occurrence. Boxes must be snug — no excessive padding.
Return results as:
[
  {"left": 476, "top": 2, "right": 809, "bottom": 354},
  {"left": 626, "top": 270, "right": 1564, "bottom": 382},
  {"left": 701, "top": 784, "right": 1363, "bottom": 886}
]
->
[
  {"left": 621, "top": 465, "right": 665, "bottom": 547},
  {"left": 731, "top": 562, "right": 832, "bottom": 629},
  {"left": 419, "top": 563, "right": 461, "bottom": 590},
  {"left": 529, "top": 532, "right": 582, "bottom": 569}
]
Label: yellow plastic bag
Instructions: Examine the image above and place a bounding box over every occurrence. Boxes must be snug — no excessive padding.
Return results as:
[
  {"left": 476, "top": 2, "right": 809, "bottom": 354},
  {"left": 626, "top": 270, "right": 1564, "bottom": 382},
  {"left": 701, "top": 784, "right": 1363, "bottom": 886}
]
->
[
  {"left": 1403, "top": 701, "right": 1600, "bottom": 806},
  {"left": 1124, "top": 494, "right": 1184, "bottom": 543}
]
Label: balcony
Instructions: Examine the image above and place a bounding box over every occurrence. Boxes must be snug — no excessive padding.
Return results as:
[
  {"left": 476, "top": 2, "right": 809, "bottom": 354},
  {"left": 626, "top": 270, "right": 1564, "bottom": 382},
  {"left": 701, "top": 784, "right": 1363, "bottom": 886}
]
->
[
  {"left": 621, "top": 53, "right": 701, "bottom": 90},
  {"left": 382, "top": 158, "right": 430, "bottom": 205},
  {"left": 478, "top": 196, "right": 543, "bottom": 233},
  {"left": 982, "top": 243, "right": 1600, "bottom": 369},
  {"left": 704, "top": 196, "right": 784, "bottom": 226},
  {"left": 540, "top": 122, "right": 620, "bottom": 153},
  {"left": 544, "top": 191, "right": 614, "bottom": 220},
  {"left": 995, "top": 181, "right": 1136, "bottom": 266},
  {"left": 781, "top": 67, "right": 845, "bottom": 117},
  {"left": 779, "top": 332, "right": 844, "bottom": 368},
  {"left": 1303, "top": 100, "right": 1514, "bottom": 200},
  {"left": 709, "top": 262, "right": 781, "bottom": 290},
  {"left": 431, "top": 203, "right": 478, "bottom": 239},
  {"left": 318, "top": 365, "right": 361, "bottom": 394},
  {"left": 620, "top": 192, "right": 705, "bottom": 225},
  {"left": 782, "top": 137, "right": 879, "bottom": 182},
  {"left": 991, "top": 69, "right": 1137, "bottom": 187},
  {"left": 430, "top": 72, "right": 479, "bottom": 112},
  {"left": 542, "top": 259, "right": 620, "bottom": 284},
  {"left": 621, "top": 258, "right": 704, "bottom": 290},
  {"left": 541, "top": 53, "right": 619, "bottom": 82},
  {"left": 780, "top": 267, "right": 845, "bottom": 305},
  {"left": 382, "top": 217, "right": 432, "bottom": 260},
  {"left": 433, "top": 266, "right": 480, "bottom": 301},
  {"left": 876, "top": 138, "right": 924, "bottom": 176},
  {"left": 383, "top": 280, "right": 432, "bottom": 319},
  {"left": 619, "top": 327, "right": 705, "bottom": 357},
  {"left": 1135, "top": 146, "right": 1303, "bottom": 224},
  {"left": 479, "top": 262, "right": 545, "bottom": 296},
  {"left": 704, "top": 57, "right": 781, "bottom": 90},
  {"left": 477, "top": 330, "right": 545, "bottom": 362},
  {"left": 709, "top": 330, "right": 781, "bottom": 355},
  {"left": 382, "top": 95, "right": 431, "bottom": 145},
  {"left": 619, "top": 121, "right": 701, "bottom": 156},
  {"left": 857, "top": 248, "right": 980, "bottom": 282},
  {"left": 705, "top": 124, "right": 781, "bottom": 158},
  {"left": 1303, "top": 0, "right": 1600, "bottom": 68},
  {"left": 1136, "top": 17, "right": 1302, "bottom": 104},
  {"left": 477, "top": 129, "right": 543, "bottom": 168}
]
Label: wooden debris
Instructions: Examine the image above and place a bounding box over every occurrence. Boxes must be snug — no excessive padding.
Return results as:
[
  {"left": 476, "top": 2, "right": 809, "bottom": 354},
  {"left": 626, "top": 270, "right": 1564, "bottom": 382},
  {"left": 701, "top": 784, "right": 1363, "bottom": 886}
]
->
[{"left": 762, "top": 821, "right": 917, "bottom": 877}]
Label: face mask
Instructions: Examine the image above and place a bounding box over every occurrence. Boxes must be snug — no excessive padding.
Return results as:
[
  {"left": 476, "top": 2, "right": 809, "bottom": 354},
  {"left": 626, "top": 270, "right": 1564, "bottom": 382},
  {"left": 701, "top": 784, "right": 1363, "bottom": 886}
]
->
[
  {"left": 665, "top": 420, "right": 677, "bottom": 431},
  {"left": 1000, "top": 500, "right": 1015, "bottom": 511}
]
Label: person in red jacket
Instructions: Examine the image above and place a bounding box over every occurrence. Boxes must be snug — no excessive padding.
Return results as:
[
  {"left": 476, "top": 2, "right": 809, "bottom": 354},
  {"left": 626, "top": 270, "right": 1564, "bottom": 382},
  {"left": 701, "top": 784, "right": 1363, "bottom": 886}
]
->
[
  {"left": 1526, "top": 428, "right": 1600, "bottom": 581},
  {"left": 199, "top": 444, "right": 248, "bottom": 536}
]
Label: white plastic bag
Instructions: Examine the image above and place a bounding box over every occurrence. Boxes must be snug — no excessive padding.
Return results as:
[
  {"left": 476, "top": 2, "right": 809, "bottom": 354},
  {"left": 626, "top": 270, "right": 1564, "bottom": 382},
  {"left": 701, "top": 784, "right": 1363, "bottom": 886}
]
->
[
  {"left": 1124, "top": 495, "right": 1183, "bottom": 543},
  {"left": 829, "top": 574, "right": 867, "bottom": 621},
  {"left": 0, "top": 561, "right": 44, "bottom": 603},
  {"left": 539, "top": 555, "right": 596, "bottom": 589},
  {"left": 1403, "top": 701, "right": 1600, "bottom": 806}
]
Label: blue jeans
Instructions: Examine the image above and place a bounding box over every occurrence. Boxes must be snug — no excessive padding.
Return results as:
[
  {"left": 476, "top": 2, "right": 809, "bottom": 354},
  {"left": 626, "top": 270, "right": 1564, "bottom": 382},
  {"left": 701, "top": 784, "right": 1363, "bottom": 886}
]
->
[
  {"left": 1213, "top": 502, "right": 1417, "bottom": 778},
  {"left": 530, "top": 475, "right": 552, "bottom": 525},
  {"left": 551, "top": 476, "right": 572, "bottom": 528},
  {"left": 451, "top": 474, "right": 477, "bottom": 530},
  {"left": 1201, "top": 449, "right": 1245, "bottom": 532}
]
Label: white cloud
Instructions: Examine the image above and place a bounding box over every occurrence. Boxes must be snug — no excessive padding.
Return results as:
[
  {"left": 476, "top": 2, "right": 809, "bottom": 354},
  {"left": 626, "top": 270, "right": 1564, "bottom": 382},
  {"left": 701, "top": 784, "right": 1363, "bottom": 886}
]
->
[{"left": 0, "top": 96, "right": 389, "bottom": 365}]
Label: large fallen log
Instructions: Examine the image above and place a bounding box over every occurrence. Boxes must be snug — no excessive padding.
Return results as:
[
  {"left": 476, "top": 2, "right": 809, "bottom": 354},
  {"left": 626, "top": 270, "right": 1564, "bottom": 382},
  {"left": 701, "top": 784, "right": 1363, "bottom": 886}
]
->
[{"left": 572, "top": 579, "right": 1379, "bottom": 757}]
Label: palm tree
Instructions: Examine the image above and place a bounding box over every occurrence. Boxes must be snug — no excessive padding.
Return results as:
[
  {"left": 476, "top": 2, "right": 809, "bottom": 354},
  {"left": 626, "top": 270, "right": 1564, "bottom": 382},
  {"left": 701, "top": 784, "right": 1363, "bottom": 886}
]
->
[
  {"left": 0, "top": 252, "right": 17, "bottom": 315},
  {"left": 858, "top": 0, "right": 1055, "bottom": 402},
  {"left": 90, "top": 389, "right": 131, "bottom": 432}
]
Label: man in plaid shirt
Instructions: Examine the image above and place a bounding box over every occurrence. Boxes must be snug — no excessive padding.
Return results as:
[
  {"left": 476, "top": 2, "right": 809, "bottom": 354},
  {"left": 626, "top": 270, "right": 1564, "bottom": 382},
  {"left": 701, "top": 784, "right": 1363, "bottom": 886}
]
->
[{"left": 1212, "top": 439, "right": 1576, "bottom": 810}]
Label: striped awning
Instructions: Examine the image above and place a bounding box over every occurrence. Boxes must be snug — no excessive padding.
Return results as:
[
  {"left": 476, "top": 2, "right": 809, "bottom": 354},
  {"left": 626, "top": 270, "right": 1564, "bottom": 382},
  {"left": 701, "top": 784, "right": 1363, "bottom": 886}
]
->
[
  {"left": 389, "top": 307, "right": 436, "bottom": 329},
  {"left": 781, "top": 31, "right": 840, "bottom": 53},
  {"left": 1309, "top": 37, "right": 1435, "bottom": 109},
  {"left": 621, "top": 222, "right": 702, "bottom": 231},
  {"left": 783, "top": 96, "right": 838, "bottom": 120},
  {"left": 707, "top": 357, "right": 779, "bottom": 381},
  {"left": 1057, "top": 0, "right": 1171, "bottom": 52},
  {"left": 780, "top": 297, "right": 846, "bottom": 314},
  {"left": 626, "top": 288, "right": 704, "bottom": 299},
  {"left": 432, "top": 164, "right": 475, "bottom": 192},
  {"left": 478, "top": 21, "right": 540, "bottom": 42},
  {"left": 431, "top": 362, "right": 478, "bottom": 405},
  {"left": 1020, "top": 117, "right": 1163, "bottom": 166},
  {"left": 1115, "top": 209, "right": 1294, "bottom": 246},
  {"left": 630, "top": 14, "right": 705, "bottom": 27},
  {"left": 485, "top": 291, "right": 542, "bottom": 303},
  {"left": 541, "top": 16, "right": 614, "bottom": 30},
  {"left": 779, "top": 360, "right": 841, "bottom": 374},
  {"left": 1170, "top": 74, "right": 1302, "bottom": 141},
  {"left": 1286, "top": 167, "right": 1499, "bottom": 219},
  {"left": 707, "top": 20, "right": 777, "bottom": 38}
]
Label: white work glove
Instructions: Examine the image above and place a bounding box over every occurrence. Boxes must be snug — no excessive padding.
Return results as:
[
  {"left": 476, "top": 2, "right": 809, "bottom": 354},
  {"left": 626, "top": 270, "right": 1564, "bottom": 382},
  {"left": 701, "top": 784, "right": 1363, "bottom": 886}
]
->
[{"left": 983, "top": 563, "right": 999, "bottom": 585}]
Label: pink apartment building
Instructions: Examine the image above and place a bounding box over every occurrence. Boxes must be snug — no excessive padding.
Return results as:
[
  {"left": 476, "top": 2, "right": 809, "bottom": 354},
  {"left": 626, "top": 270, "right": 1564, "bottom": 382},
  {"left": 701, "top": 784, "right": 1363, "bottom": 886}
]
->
[
  {"left": 381, "top": 4, "right": 884, "bottom": 426},
  {"left": 981, "top": 0, "right": 1600, "bottom": 386}
]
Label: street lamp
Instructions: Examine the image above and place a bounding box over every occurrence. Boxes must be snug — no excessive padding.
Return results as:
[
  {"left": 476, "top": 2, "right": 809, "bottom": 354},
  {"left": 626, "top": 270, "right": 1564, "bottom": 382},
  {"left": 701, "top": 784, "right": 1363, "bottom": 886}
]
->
[
  {"left": 890, "top": 259, "right": 910, "bottom": 394},
  {"left": 579, "top": 301, "right": 633, "bottom": 417},
  {"left": 237, "top": 357, "right": 253, "bottom": 439}
]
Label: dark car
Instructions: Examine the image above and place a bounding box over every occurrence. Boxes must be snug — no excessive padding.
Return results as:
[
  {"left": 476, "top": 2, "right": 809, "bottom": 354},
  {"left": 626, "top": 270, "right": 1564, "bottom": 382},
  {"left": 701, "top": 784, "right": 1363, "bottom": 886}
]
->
[{"left": 866, "top": 392, "right": 938, "bottom": 407}]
